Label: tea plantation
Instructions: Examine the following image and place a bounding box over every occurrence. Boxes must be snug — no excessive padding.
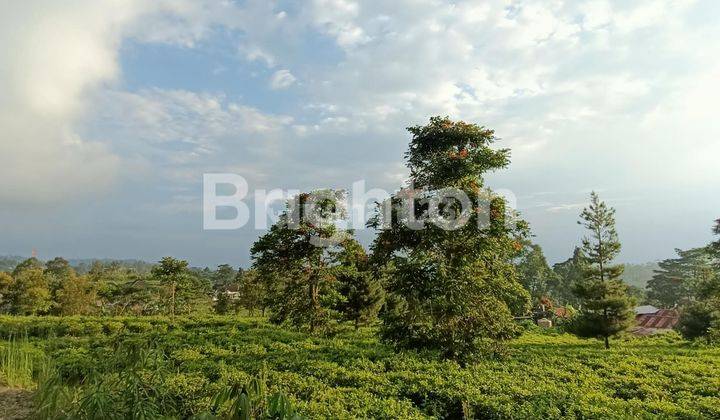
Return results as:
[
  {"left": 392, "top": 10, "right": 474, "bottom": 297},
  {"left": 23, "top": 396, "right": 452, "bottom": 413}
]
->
[{"left": 1, "top": 316, "right": 719, "bottom": 419}]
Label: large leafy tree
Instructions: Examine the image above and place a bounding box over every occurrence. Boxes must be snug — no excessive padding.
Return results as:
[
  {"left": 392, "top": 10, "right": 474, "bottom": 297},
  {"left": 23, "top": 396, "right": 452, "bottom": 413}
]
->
[
  {"left": 647, "top": 247, "right": 714, "bottom": 307},
  {"left": 370, "top": 117, "right": 530, "bottom": 359},
  {"left": 334, "top": 238, "right": 384, "bottom": 329},
  {"left": 572, "top": 192, "right": 635, "bottom": 349},
  {"left": 251, "top": 190, "right": 348, "bottom": 332}
]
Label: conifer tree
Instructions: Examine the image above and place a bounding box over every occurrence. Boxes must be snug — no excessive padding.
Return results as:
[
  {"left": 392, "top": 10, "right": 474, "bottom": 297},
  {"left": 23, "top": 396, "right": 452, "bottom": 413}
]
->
[
  {"left": 572, "top": 192, "right": 635, "bottom": 349},
  {"left": 334, "top": 238, "right": 384, "bottom": 329}
]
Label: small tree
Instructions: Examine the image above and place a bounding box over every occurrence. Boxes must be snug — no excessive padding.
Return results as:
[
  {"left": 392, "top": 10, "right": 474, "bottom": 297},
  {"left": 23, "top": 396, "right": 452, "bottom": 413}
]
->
[
  {"left": 334, "top": 239, "right": 384, "bottom": 329},
  {"left": 56, "top": 274, "right": 97, "bottom": 315},
  {"left": 213, "top": 264, "right": 238, "bottom": 291},
  {"left": 573, "top": 192, "right": 635, "bottom": 349},
  {"left": 237, "top": 269, "right": 266, "bottom": 316},
  {"left": 0, "top": 272, "right": 14, "bottom": 313},
  {"left": 251, "top": 190, "right": 348, "bottom": 332},
  {"left": 9, "top": 268, "right": 52, "bottom": 315},
  {"left": 151, "top": 257, "right": 190, "bottom": 317},
  {"left": 215, "top": 291, "right": 232, "bottom": 315}
]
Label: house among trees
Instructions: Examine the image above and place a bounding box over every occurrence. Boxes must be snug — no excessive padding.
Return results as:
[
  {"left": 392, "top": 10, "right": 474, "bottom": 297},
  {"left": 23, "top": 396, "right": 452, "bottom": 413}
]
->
[{"left": 632, "top": 305, "right": 680, "bottom": 335}]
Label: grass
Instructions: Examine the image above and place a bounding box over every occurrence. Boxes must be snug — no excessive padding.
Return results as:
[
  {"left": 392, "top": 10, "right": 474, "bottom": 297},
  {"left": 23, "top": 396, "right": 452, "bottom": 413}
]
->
[{"left": 0, "top": 336, "right": 38, "bottom": 389}]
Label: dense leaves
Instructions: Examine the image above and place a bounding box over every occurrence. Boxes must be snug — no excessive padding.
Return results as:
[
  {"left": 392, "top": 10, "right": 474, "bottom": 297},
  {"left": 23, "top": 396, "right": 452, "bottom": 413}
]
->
[
  {"left": 572, "top": 192, "right": 635, "bottom": 349},
  {"left": 3, "top": 316, "right": 719, "bottom": 419}
]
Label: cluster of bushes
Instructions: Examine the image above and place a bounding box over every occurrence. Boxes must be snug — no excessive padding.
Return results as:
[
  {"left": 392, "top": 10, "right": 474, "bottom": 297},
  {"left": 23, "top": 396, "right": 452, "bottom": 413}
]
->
[{"left": 4, "top": 316, "right": 719, "bottom": 419}]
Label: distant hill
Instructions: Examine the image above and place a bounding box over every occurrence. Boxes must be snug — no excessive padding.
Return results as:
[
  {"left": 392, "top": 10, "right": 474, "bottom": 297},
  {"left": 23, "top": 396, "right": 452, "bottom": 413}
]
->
[{"left": 622, "top": 262, "right": 660, "bottom": 289}]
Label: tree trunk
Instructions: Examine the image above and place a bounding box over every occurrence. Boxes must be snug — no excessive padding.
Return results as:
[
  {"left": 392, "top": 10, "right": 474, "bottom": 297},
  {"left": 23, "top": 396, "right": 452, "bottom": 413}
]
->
[
  {"left": 604, "top": 335, "right": 610, "bottom": 349},
  {"left": 354, "top": 317, "right": 359, "bottom": 331}
]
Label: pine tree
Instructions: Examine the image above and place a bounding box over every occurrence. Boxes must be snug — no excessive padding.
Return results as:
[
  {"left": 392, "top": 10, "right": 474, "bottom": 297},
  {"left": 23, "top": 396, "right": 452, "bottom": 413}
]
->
[
  {"left": 334, "top": 238, "right": 384, "bottom": 329},
  {"left": 573, "top": 192, "right": 635, "bottom": 349}
]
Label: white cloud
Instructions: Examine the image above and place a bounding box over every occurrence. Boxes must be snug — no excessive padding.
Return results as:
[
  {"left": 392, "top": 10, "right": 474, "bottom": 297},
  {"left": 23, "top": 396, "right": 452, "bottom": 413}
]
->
[
  {"left": 269, "top": 69, "right": 297, "bottom": 90},
  {"left": 0, "top": 0, "right": 265, "bottom": 204}
]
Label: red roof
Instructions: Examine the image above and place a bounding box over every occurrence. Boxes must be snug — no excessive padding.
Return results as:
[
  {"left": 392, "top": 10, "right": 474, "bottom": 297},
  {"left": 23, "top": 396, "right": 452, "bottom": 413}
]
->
[{"left": 635, "top": 309, "right": 679, "bottom": 329}]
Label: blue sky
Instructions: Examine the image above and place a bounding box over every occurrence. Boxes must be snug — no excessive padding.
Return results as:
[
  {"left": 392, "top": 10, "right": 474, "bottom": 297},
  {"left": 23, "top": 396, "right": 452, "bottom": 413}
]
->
[{"left": 1, "top": 0, "right": 719, "bottom": 268}]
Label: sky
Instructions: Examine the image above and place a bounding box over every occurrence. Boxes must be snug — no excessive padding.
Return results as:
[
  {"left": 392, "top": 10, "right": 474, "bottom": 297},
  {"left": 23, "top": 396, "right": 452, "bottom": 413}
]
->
[{"left": 1, "top": 0, "right": 719, "bottom": 268}]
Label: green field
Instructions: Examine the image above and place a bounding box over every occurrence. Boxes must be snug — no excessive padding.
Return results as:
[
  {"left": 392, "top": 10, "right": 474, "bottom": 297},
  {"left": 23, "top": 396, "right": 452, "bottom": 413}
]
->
[{"left": 1, "top": 316, "right": 719, "bottom": 419}]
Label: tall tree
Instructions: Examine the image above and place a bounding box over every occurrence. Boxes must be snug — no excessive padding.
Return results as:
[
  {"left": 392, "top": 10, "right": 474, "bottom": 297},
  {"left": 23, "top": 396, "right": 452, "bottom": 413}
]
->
[
  {"left": 251, "top": 190, "right": 348, "bottom": 331},
  {"left": 334, "top": 238, "right": 384, "bottom": 329},
  {"left": 370, "top": 117, "right": 530, "bottom": 359},
  {"left": 572, "top": 192, "right": 635, "bottom": 349}
]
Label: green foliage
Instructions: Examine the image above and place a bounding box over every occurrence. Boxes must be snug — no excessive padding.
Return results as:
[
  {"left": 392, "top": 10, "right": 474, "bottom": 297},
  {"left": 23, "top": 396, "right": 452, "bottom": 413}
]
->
[
  {"left": 56, "top": 274, "right": 97, "bottom": 316},
  {"left": 237, "top": 269, "right": 266, "bottom": 316},
  {"left": 515, "top": 242, "right": 559, "bottom": 303},
  {"left": 647, "top": 247, "right": 715, "bottom": 307},
  {"left": 0, "top": 271, "right": 13, "bottom": 313},
  {"left": 195, "top": 369, "right": 304, "bottom": 420},
  {"left": 12, "top": 257, "right": 44, "bottom": 277},
  {"left": 371, "top": 117, "right": 530, "bottom": 359},
  {"left": 334, "top": 239, "right": 384, "bottom": 329},
  {"left": 213, "top": 265, "right": 239, "bottom": 292},
  {"left": 1, "top": 316, "right": 718, "bottom": 419},
  {"left": 1, "top": 336, "right": 48, "bottom": 389},
  {"left": 252, "top": 190, "right": 349, "bottom": 332},
  {"left": 552, "top": 247, "right": 587, "bottom": 307},
  {"left": 9, "top": 268, "right": 52, "bottom": 315},
  {"left": 573, "top": 192, "right": 635, "bottom": 349},
  {"left": 215, "top": 292, "right": 232, "bottom": 315},
  {"left": 677, "top": 300, "right": 720, "bottom": 343},
  {"left": 151, "top": 257, "right": 211, "bottom": 317}
]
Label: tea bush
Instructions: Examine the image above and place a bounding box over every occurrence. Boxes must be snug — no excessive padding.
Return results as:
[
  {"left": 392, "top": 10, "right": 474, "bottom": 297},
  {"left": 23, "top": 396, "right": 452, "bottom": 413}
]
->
[{"left": 2, "top": 315, "right": 719, "bottom": 419}]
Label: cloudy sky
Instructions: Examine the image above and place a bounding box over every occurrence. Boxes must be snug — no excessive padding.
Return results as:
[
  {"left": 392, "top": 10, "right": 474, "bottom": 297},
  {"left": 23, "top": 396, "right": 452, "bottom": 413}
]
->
[{"left": 1, "top": 0, "right": 718, "bottom": 268}]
